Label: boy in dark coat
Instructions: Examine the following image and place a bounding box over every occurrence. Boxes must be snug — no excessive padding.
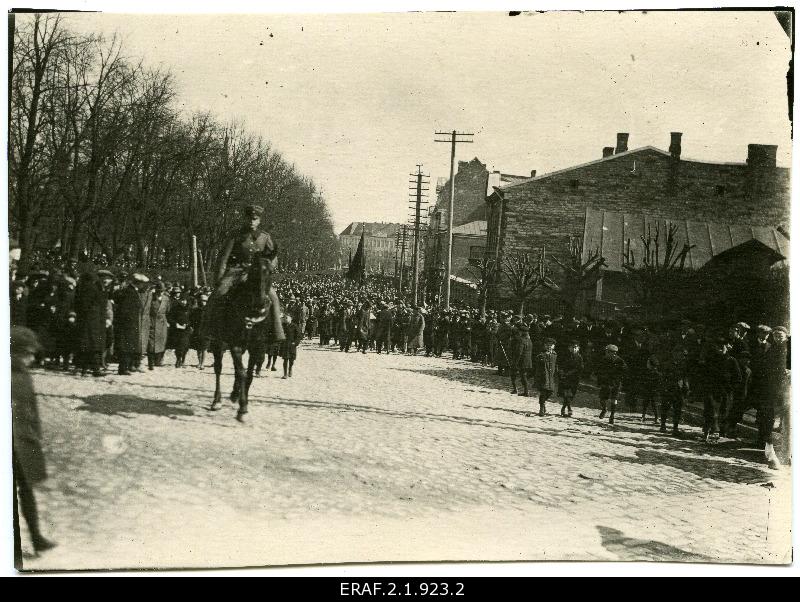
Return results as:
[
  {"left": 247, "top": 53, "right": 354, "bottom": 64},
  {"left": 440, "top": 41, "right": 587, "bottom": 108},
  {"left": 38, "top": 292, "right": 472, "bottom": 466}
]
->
[
  {"left": 558, "top": 340, "right": 583, "bottom": 417},
  {"left": 704, "top": 337, "right": 742, "bottom": 442},
  {"left": 11, "top": 326, "right": 57, "bottom": 565},
  {"left": 659, "top": 337, "right": 689, "bottom": 436},
  {"left": 534, "top": 337, "right": 558, "bottom": 416},
  {"left": 280, "top": 314, "right": 301, "bottom": 378},
  {"left": 596, "top": 344, "right": 628, "bottom": 424},
  {"left": 510, "top": 324, "right": 533, "bottom": 398}
]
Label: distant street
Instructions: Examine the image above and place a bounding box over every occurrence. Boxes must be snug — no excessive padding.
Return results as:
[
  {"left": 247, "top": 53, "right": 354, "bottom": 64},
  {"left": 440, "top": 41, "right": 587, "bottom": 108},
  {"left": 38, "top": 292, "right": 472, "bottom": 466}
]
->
[{"left": 19, "top": 341, "right": 790, "bottom": 570}]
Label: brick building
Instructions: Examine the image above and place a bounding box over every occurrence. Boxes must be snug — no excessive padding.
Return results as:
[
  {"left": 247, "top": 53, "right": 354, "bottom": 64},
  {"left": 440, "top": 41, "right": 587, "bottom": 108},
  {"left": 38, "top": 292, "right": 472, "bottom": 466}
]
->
[
  {"left": 485, "top": 132, "right": 790, "bottom": 311},
  {"left": 339, "top": 222, "right": 404, "bottom": 274}
]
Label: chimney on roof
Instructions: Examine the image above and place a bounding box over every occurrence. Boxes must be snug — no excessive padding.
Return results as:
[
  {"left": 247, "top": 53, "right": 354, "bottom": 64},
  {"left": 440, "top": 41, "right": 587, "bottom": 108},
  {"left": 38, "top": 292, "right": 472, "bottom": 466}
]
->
[
  {"left": 530, "top": 170, "right": 537, "bottom": 178},
  {"left": 602, "top": 147, "right": 614, "bottom": 158},
  {"left": 669, "top": 132, "right": 682, "bottom": 160},
  {"left": 747, "top": 144, "right": 777, "bottom": 169},
  {"left": 615, "top": 133, "right": 629, "bottom": 154}
]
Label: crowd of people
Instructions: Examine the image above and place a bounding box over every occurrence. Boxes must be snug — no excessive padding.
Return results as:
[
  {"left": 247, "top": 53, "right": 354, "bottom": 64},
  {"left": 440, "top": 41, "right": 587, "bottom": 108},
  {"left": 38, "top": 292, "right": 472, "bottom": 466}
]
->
[{"left": 9, "top": 252, "right": 792, "bottom": 468}]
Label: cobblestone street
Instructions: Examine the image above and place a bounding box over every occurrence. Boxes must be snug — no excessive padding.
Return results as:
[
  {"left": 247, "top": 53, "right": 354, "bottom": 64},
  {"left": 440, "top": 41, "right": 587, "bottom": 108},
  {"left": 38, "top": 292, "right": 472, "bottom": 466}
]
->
[{"left": 20, "top": 342, "right": 791, "bottom": 570}]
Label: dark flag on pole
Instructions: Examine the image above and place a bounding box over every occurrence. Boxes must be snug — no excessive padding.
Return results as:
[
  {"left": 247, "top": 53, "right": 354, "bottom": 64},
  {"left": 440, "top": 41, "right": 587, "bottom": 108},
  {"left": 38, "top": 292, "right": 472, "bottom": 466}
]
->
[{"left": 347, "top": 230, "right": 366, "bottom": 285}]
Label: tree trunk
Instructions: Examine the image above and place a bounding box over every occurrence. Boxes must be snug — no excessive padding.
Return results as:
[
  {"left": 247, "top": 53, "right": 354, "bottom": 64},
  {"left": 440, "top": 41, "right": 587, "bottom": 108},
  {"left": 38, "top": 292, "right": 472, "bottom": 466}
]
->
[{"left": 17, "top": 221, "right": 36, "bottom": 273}]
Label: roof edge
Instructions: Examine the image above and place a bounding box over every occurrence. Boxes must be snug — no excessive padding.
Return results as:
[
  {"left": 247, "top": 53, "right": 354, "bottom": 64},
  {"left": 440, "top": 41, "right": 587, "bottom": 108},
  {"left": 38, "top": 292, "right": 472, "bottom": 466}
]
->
[{"left": 500, "top": 146, "right": 670, "bottom": 190}]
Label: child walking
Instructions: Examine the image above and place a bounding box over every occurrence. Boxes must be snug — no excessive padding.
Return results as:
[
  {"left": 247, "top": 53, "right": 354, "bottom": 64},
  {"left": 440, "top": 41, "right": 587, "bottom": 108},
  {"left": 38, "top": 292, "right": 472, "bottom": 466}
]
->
[
  {"left": 558, "top": 340, "right": 583, "bottom": 417},
  {"left": 534, "top": 337, "right": 558, "bottom": 417},
  {"left": 280, "top": 314, "right": 300, "bottom": 379}
]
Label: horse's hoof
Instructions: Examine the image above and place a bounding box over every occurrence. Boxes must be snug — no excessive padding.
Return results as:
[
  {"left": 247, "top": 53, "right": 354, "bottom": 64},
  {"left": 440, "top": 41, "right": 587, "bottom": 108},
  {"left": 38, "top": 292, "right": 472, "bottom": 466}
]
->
[
  {"left": 210, "top": 401, "right": 221, "bottom": 411},
  {"left": 236, "top": 412, "right": 248, "bottom": 423}
]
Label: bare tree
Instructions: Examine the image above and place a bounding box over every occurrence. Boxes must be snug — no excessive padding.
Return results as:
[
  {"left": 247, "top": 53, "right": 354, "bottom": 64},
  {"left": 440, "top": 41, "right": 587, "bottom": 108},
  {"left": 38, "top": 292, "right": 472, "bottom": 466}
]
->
[
  {"left": 467, "top": 256, "right": 498, "bottom": 317},
  {"left": 622, "top": 222, "right": 695, "bottom": 319},
  {"left": 502, "top": 248, "right": 556, "bottom": 314},
  {"left": 9, "top": 14, "right": 69, "bottom": 269},
  {"left": 549, "top": 236, "right": 607, "bottom": 318},
  {"left": 10, "top": 17, "right": 342, "bottom": 274}
]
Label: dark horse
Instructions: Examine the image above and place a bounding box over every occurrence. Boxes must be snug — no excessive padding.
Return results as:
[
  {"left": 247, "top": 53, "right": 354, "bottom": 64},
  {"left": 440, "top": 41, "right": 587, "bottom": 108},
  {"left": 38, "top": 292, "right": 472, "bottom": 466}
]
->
[{"left": 208, "top": 254, "right": 275, "bottom": 422}]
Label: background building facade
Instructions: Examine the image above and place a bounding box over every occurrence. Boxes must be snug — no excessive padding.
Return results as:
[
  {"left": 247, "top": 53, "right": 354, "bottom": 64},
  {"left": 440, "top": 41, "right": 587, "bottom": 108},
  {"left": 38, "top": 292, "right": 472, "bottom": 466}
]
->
[{"left": 339, "top": 222, "right": 405, "bottom": 274}]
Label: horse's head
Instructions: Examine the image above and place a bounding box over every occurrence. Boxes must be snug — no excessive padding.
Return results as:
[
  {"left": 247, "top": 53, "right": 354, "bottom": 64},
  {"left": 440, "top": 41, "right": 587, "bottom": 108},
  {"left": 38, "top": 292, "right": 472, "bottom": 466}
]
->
[{"left": 240, "top": 253, "right": 274, "bottom": 328}]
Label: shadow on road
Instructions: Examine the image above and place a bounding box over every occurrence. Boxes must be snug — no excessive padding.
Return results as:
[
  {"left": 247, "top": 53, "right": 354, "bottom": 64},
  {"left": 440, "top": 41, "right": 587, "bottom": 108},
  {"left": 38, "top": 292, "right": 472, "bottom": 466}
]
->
[
  {"left": 390, "top": 366, "right": 512, "bottom": 393},
  {"left": 590, "top": 447, "right": 772, "bottom": 485},
  {"left": 596, "top": 525, "right": 714, "bottom": 562},
  {"left": 76, "top": 394, "right": 195, "bottom": 419},
  {"left": 246, "top": 393, "right": 582, "bottom": 441}
]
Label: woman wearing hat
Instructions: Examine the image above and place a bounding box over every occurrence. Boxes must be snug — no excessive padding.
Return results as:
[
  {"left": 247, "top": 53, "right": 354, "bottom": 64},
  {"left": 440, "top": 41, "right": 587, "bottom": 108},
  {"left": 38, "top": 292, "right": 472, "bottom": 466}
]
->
[
  {"left": 11, "top": 326, "right": 57, "bottom": 563},
  {"left": 189, "top": 293, "right": 210, "bottom": 369}
]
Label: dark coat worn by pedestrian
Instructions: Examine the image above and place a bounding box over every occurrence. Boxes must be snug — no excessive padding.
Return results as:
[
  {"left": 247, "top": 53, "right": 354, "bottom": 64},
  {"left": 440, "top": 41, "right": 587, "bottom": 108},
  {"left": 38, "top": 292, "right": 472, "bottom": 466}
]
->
[
  {"left": 12, "top": 356, "right": 46, "bottom": 485},
  {"left": 407, "top": 313, "right": 425, "bottom": 348},
  {"left": 535, "top": 351, "right": 558, "bottom": 392},
  {"left": 114, "top": 285, "right": 152, "bottom": 355},
  {"left": 168, "top": 303, "right": 193, "bottom": 353},
  {"left": 375, "top": 308, "right": 393, "bottom": 342},
  {"left": 280, "top": 322, "right": 301, "bottom": 360},
  {"left": 559, "top": 352, "right": 584, "bottom": 392},
  {"left": 511, "top": 331, "right": 533, "bottom": 372},
  {"left": 75, "top": 272, "right": 108, "bottom": 354}
]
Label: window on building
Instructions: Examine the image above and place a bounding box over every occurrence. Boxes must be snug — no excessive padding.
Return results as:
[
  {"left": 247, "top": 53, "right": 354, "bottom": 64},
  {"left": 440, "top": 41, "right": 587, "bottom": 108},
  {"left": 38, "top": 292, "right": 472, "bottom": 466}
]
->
[
  {"left": 716, "top": 185, "right": 726, "bottom": 196},
  {"left": 570, "top": 179, "right": 579, "bottom": 190}
]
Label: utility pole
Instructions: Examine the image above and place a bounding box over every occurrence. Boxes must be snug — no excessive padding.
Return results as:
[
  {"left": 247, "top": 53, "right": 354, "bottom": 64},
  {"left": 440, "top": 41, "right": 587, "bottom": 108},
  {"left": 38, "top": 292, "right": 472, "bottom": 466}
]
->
[
  {"left": 435, "top": 130, "right": 474, "bottom": 308},
  {"left": 398, "top": 225, "right": 408, "bottom": 296},
  {"left": 408, "top": 165, "right": 430, "bottom": 306},
  {"left": 191, "top": 235, "right": 199, "bottom": 288}
]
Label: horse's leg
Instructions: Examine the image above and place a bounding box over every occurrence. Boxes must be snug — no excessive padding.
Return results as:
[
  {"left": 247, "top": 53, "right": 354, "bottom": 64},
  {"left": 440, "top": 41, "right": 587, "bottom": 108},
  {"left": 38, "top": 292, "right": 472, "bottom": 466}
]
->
[
  {"left": 232, "top": 347, "right": 248, "bottom": 422},
  {"left": 246, "top": 351, "right": 259, "bottom": 398},
  {"left": 211, "top": 345, "right": 223, "bottom": 410}
]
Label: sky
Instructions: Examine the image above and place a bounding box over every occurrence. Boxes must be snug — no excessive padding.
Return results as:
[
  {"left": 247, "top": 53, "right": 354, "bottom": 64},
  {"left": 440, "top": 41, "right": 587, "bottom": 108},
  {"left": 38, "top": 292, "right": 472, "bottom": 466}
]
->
[{"left": 43, "top": 9, "right": 793, "bottom": 234}]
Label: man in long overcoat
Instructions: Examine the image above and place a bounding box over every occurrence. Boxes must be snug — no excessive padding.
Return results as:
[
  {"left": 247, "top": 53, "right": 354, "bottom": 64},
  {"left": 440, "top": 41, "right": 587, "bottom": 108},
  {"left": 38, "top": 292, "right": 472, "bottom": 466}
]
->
[
  {"left": 147, "top": 282, "right": 171, "bottom": 369},
  {"left": 406, "top": 307, "right": 425, "bottom": 356},
  {"left": 374, "top": 302, "right": 393, "bottom": 354},
  {"left": 114, "top": 274, "right": 152, "bottom": 375},
  {"left": 74, "top": 268, "right": 108, "bottom": 377},
  {"left": 510, "top": 323, "right": 533, "bottom": 397}
]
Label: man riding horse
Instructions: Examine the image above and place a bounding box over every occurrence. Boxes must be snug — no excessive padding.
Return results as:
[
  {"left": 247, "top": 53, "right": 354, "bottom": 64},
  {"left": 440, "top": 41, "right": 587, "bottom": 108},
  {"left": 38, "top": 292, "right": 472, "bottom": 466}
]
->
[
  {"left": 204, "top": 204, "right": 285, "bottom": 422},
  {"left": 203, "top": 204, "right": 284, "bottom": 343}
]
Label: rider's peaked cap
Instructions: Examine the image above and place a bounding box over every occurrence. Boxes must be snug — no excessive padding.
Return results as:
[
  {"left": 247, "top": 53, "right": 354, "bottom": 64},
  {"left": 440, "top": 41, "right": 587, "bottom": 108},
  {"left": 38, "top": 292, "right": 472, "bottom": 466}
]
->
[{"left": 244, "top": 205, "right": 264, "bottom": 217}]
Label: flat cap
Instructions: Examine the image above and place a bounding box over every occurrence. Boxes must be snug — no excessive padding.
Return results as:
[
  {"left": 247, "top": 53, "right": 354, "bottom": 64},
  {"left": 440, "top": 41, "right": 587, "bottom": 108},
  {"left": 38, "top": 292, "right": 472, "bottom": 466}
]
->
[
  {"left": 11, "top": 326, "right": 42, "bottom": 355},
  {"left": 131, "top": 273, "right": 149, "bottom": 283},
  {"left": 605, "top": 344, "right": 619, "bottom": 352},
  {"left": 245, "top": 205, "right": 264, "bottom": 217},
  {"left": 97, "top": 270, "right": 115, "bottom": 279}
]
